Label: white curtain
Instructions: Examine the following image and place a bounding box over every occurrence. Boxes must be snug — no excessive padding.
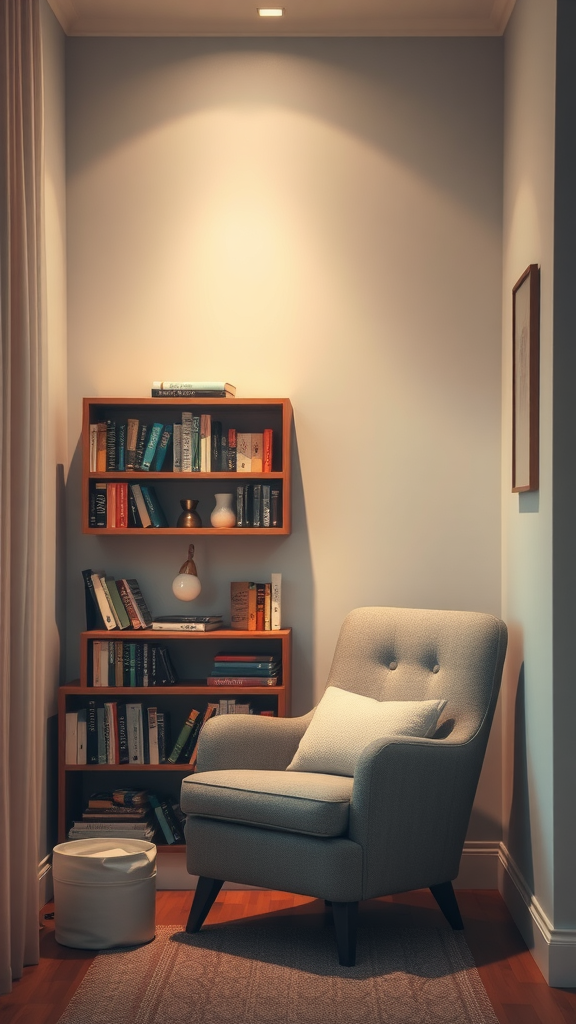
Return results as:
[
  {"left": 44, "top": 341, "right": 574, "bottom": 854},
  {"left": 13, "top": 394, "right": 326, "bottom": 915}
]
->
[{"left": 0, "top": 0, "right": 46, "bottom": 993}]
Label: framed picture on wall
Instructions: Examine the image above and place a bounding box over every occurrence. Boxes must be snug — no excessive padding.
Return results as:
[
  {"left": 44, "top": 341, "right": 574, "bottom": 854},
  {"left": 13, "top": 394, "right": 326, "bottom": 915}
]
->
[{"left": 512, "top": 264, "right": 540, "bottom": 492}]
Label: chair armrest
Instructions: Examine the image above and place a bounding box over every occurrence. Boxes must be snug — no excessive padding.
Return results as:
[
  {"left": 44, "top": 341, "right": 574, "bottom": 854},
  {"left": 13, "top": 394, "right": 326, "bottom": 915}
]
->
[
  {"left": 350, "top": 735, "right": 485, "bottom": 899},
  {"left": 196, "top": 711, "right": 314, "bottom": 772}
]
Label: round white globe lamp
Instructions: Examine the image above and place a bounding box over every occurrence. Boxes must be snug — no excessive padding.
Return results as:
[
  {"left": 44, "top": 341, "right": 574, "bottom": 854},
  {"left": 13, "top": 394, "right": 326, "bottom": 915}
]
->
[{"left": 172, "top": 544, "right": 202, "bottom": 602}]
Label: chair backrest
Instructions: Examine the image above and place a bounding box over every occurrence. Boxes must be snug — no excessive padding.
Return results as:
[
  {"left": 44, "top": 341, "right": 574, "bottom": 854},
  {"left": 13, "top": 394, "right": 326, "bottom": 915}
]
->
[{"left": 325, "top": 607, "right": 507, "bottom": 745}]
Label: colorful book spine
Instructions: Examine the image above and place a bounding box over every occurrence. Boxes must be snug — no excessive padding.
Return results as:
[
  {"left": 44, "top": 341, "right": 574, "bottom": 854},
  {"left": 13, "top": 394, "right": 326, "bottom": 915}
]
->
[
  {"left": 133, "top": 423, "right": 148, "bottom": 471},
  {"left": 89, "top": 423, "right": 98, "bottom": 472},
  {"left": 140, "top": 485, "right": 168, "bottom": 528},
  {"left": 271, "top": 573, "right": 282, "bottom": 630},
  {"left": 117, "top": 422, "right": 127, "bottom": 471},
  {"left": 141, "top": 422, "right": 163, "bottom": 471},
  {"left": 126, "top": 418, "right": 139, "bottom": 470},
  {"left": 96, "top": 422, "right": 107, "bottom": 472},
  {"left": 206, "top": 677, "right": 279, "bottom": 687},
  {"left": 262, "top": 484, "right": 271, "bottom": 528},
  {"left": 153, "top": 424, "right": 173, "bottom": 471},
  {"left": 173, "top": 423, "right": 182, "bottom": 471},
  {"left": 130, "top": 484, "right": 152, "bottom": 528},
  {"left": 227, "top": 429, "right": 237, "bottom": 471},
  {"left": 191, "top": 416, "right": 200, "bottom": 472},
  {"left": 236, "top": 433, "right": 251, "bottom": 471},
  {"left": 106, "top": 420, "right": 117, "bottom": 471},
  {"left": 181, "top": 412, "right": 193, "bottom": 472},
  {"left": 263, "top": 428, "right": 273, "bottom": 472},
  {"left": 94, "top": 482, "right": 107, "bottom": 528},
  {"left": 167, "top": 708, "right": 200, "bottom": 764},
  {"left": 251, "top": 433, "right": 263, "bottom": 473}
]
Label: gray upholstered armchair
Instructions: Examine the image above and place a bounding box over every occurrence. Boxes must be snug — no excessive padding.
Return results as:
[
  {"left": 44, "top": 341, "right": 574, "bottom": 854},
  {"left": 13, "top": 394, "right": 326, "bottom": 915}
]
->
[{"left": 181, "top": 607, "right": 507, "bottom": 965}]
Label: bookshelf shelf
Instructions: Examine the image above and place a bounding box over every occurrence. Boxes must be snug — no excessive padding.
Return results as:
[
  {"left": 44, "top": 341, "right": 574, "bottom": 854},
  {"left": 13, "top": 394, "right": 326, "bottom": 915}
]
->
[
  {"left": 82, "top": 397, "right": 292, "bottom": 535},
  {"left": 58, "top": 628, "right": 292, "bottom": 843}
]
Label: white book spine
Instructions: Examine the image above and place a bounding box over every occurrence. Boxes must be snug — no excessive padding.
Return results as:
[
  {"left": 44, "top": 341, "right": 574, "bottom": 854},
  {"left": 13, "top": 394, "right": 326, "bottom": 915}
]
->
[
  {"left": 91, "top": 573, "right": 116, "bottom": 630},
  {"left": 65, "top": 712, "right": 78, "bottom": 764},
  {"left": 126, "top": 704, "right": 144, "bottom": 764},
  {"left": 147, "top": 707, "right": 159, "bottom": 765},
  {"left": 181, "top": 412, "right": 193, "bottom": 472},
  {"left": 271, "top": 573, "right": 282, "bottom": 630},
  {"left": 236, "top": 433, "right": 252, "bottom": 472}
]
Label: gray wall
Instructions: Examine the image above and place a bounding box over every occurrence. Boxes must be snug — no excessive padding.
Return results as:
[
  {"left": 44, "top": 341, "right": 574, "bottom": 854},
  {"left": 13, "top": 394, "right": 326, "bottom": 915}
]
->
[{"left": 64, "top": 37, "right": 504, "bottom": 837}]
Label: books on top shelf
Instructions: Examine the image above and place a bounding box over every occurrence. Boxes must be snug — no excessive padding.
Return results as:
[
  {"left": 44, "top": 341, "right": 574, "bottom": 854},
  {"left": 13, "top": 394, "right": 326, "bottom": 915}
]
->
[
  {"left": 151, "top": 615, "right": 224, "bottom": 632},
  {"left": 230, "top": 574, "right": 281, "bottom": 631},
  {"left": 89, "top": 414, "right": 273, "bottom": 478}
]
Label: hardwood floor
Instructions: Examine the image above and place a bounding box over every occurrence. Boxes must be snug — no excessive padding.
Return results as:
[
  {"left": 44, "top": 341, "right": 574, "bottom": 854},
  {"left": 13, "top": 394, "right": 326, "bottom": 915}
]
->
[{"left": 1, "top": 889, "right": 575, "bottom": 1023}]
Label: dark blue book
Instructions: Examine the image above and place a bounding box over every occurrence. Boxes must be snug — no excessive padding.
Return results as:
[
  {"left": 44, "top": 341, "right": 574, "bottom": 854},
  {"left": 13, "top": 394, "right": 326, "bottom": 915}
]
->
[
  {"left": 117, "top": 423, "right": 127, "bottom": 472},
  {"left": 140, "top": 485, "right": 168, "bottom": 528},
  {"left": 153, "top": 425, "right": 173, "bottom": 471}
]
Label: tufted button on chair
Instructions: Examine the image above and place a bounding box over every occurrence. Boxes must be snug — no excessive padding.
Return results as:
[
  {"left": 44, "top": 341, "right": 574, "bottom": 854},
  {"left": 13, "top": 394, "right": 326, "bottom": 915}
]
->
[{"left": 180, "top": 607, "right": 507, "bottom": 966}]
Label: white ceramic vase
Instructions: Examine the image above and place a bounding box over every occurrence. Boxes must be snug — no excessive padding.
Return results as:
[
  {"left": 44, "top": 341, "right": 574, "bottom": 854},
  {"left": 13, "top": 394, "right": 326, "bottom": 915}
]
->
[{"left": 210, "top": 493, "right": 236, "bottom": 529}]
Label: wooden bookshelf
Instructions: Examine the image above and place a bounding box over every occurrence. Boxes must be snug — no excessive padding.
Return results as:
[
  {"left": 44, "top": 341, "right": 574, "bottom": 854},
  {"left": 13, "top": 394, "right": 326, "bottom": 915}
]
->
[
  {"left": 82, "top": 397, "right": 292, "bottom": 535},
  {"left": 58, "top": 628, "right": 292, "bottom": 846}
]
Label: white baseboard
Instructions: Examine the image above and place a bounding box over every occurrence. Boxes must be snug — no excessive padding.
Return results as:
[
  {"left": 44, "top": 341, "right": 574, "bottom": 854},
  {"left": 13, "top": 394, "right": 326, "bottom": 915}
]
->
[
  {"left": 497, "top": 842, "right": 576, "bottom": 987},
  {"left": 157, "top": 839, "right": 503, "bottom": 893}
]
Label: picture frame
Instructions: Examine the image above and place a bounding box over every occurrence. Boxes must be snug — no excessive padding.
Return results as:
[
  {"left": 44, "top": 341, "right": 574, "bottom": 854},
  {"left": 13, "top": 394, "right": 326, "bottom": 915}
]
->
[{"left": 512, "top": 264, "right": 540, "bottom": 492}]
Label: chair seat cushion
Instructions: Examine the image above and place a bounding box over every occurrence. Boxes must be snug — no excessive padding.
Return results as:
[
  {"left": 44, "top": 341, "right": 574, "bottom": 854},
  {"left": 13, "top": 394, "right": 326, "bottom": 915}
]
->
[{"left": 180, "top": 769, "right": 353, "bottom": 837}]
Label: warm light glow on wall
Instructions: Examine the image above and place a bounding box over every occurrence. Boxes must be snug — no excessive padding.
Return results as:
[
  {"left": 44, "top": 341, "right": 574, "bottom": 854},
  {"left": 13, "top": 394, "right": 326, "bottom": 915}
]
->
[{"left": 257, "top": 8, "right": 284, "bottom": 16}]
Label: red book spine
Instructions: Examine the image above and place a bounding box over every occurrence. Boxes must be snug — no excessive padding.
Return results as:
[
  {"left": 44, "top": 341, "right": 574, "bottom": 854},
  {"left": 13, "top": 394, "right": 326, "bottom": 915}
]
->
[
  {"left": 256, "top": 584, "right": 265, "bottom": 631},
  {"left": 107, "top": 483, "right": 117, "bottom": 528},
  {"left": 117, "top": 483, "right": 128, "bottom": 528},
  {"left": 206, "top": 677, "right": 279, "bottom": 687},
  {"left": 263, "top": 429, "right": 273, "bottom": 472}
]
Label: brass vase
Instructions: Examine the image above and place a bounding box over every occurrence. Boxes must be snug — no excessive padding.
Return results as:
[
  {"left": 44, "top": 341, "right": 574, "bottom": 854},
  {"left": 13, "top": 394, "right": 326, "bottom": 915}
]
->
[{"left": 177, "top": 499, "right": 202, "bottom": 528}]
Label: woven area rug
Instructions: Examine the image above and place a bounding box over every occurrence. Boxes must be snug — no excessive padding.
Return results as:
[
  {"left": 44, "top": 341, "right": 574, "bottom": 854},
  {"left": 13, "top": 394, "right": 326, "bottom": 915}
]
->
[{"left": 56, "top": 919, "right": 498, "bottom": 1024}]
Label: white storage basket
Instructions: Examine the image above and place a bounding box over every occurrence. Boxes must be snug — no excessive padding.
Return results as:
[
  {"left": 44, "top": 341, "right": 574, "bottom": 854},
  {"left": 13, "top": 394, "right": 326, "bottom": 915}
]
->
[{"left": 53, "top": 839, "right": 156, "bottom": 949}]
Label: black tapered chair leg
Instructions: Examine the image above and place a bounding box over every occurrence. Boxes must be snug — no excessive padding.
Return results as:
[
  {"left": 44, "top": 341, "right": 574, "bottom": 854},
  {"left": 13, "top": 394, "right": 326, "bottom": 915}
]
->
[
  {"left": 430, "top": 881, "right": 464, "bottom": 930},
  {"left": 186, "top": 876, "right": 224, "bottom": 933},
  {"left": 331, "top": 901, "right": 358, "bottom": 966}
]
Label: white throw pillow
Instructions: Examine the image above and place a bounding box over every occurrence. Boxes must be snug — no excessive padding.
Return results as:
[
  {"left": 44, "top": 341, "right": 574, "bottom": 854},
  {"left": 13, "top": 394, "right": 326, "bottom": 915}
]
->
[{"left": 286, "top": 686, "right": 447, "bottom": 777}]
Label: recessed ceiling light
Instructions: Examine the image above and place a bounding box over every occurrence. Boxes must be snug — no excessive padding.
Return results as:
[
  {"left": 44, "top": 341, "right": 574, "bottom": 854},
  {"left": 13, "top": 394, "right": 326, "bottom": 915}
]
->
[{"left": 257, "top": 8, "right": 284, "bottom": 16}]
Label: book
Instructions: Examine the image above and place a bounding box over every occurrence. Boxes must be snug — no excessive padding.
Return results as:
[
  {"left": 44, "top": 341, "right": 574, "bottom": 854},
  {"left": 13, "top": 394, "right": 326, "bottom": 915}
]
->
[
  {"left": 206, "top": 677, "right": 279, "bottom": 686},
  {"left": 89, "top": 423, "right": 98, "bottom": 471},
  {"left": 113, "top": 788, "right": 149, "bottom": 806},
  {"left": 191, "top": 415, "right": 200, "bottom": 472},
  {"left": 117, "top": 422, "right": 127, "bottom": 471},
  {"left": 167, "top": 708, "right": 200, "bottom": 763},
  {"left": 81, "top": 807, "right": 149, "bottom": 821},
  {"left": 252, "top": 484, "right": 262, "bottom": 528},
  {"left": 126, "top": 703, "right": 144, "bottom": 763},
  {"left": 126, "top": 418, "right": 139, "bottom": 470},
  {"left": 181, "top": 412, "right": 193, "bottom": 472},
  {"left": 124, "top": 579, "right": 153, "bottom": 627},
  {"left": 130, "top": 484, "right": 152, "bottom": 529},
  {"left": 117, "top": 704, "right": 130, "bottom": 764},
  {"left": 116, "top": 578, "right": 142, "bottom": 630},
  {"left": 105, "top": 577, "right": 131, "bottom": 630},
  {"left": 173, "top": 423, "right": 182, "bottom": 471},
  {"left": 96, "top": 707, "right": 107, "bottom": 763},
  {"left": 230, "top": 581, "right": 257, "bottom": 630},
  {"left": 271, "top": 487, "right": 281, "bottom": 528},
  {"left": 87, "top": 791, "right": 115, "bottom": 808},
  {"left": 133, "top": 422, "right": 149, "bottom": 471},
  {"left": 211, "top": 421, "right": 222, "bottom": 471},
  {"left": 210, "top": 662, "right": 280, "bottom": 674},
  {"left": 271, "top": 573, "right": 282, "bottom": 630},
  {"left": 100, "top": 577, "right": 123, "bottom": 629},
  {"left": 153, "top": 424, "right": 173, "bottom": 471},
  {"left": 214, "top": 653, "right": 278, "bottom": 662},
  {"left": 82, "top": 568, "right": 106, "bottom": 630},
  {"left": 105, "top": 420, "right": 117, "bottom": 471},
  {"left": 263, "top": 428, "right": 273, "bottom": 473},
  {"left": 157, "top": 712, "right": 169, "bottom": 762},
  {"left": 87, "top": 700, "right": 98, "bottom": 764},
  {"left": 65, "top": 712, "right": 78, "bottom": 764},
  {"left": 106, "top": 482, "right": 117, "bottom": 528},
  {"left": 147, "top": 707, "right": 160, "bottom": 764},
  {"left": 104, "top": 702, "right": 119, "bottom": 763},
  {"left": 148, "top": 794, "right": 180, "bottom": 844},
  {"left": 141, "top": 422, "right": 163, "bottom": 471},
  {"left": 262, "top": 484, "right": 271, "bottom": 528},
  {"left": 227, "top": 429, "right": 237, "bottom": 471},
  {"left": 140, "top": 485, "right": 168, "bottom": 528},
  {"left": 96, "top": 422, "right": 107, "bottom": 472},
  {"left": 236, "top": 484, "right": 245, "bottom": 528},
  {"left": 127, "top": 487, "right": 142, "bottom": 527},
  {"left": 94, "top": 482, "right": 107, "bottom": 527},
  {"left": 200, "top": 414, "right": 211, "bottom": 472},
  {"left": 156, "top": 646, "right": 178, "bottom": 685},
  {"left": 152, "top": 381, "right": 236, "bottom": 396},
  {"left": 151, "top": 620, "right": 223, "bottom": 632},
  {"left": 264, "top": 582, "right": 271, "bottom": 630},
  {"left": 236, "top": 432, "right": 251, "bottom": 472},
  {"left": 90, "top": 572, "right": 116, "bottom": 630},
  {"left": 187, "top": 703, "right": 219, "bottom": 769},
  {"left": 251, "top": 433, "right": 263, "bottom": 473},
  {"left": 117, "top": 482, "right": 128, "bottom": 528}
]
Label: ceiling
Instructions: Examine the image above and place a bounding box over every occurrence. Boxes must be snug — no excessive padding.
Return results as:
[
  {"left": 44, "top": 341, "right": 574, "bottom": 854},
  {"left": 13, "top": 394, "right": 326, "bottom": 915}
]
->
[{"left": 47, "top": 0, "right": 516, "bottom": 37}]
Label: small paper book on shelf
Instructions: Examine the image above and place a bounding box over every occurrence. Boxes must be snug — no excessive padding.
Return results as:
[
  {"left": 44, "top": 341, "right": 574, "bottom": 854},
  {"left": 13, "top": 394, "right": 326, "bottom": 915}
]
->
[{"left": 151, "top": 381, "right": 236, "bottom": 398}]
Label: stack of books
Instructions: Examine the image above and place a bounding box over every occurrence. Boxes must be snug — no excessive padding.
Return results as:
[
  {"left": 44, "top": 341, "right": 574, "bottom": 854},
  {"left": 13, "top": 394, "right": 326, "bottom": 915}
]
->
[
  {"left": 67, "top": 789, "right": 185, "bottom": 845},
  {"left": 207, "top": 653, "right": 281, "bottom": 687},
  {"left": 151, "top": 615, "right": 224, "bottom": 633},
  {"left": 82, "top": 570, "right": 154, "bottom": 631},
  {"left": 151, "top": 381, "right": 236, "bottom": 398}
]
